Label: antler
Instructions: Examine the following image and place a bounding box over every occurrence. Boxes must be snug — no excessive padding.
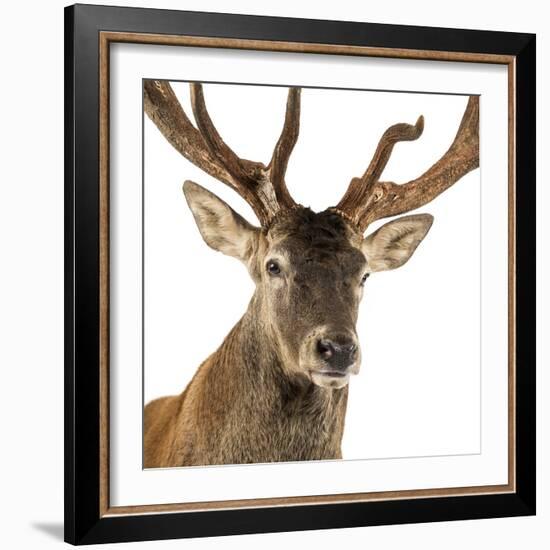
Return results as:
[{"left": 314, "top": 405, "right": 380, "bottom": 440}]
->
[
  {"left": 335, "top": 96, "right": 479, "bottom": 232},
  {"left": 144, "top": 80, "right": 300, "bottom": 226}
]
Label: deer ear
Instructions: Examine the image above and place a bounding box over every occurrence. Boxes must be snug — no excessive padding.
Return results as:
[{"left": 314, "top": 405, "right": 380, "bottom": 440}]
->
[
  {"left": 183, "top": 180, "right": 260, "bottom": 262},
  {"left": 362, "top": 214, "right": 433, "bottom": 272}
]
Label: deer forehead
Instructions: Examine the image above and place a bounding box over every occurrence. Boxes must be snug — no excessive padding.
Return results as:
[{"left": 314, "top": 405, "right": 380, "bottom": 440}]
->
[
  {"left": 266, "top": 208, "right": 361, "bottom": 246},
  {"left": 264, "top": 210, "right": 366, "bottom": 275}
]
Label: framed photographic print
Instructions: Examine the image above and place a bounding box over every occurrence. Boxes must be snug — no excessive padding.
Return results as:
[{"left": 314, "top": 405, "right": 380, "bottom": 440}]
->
[{"left": 64, "top": 3, "right": 536, "bottom": 545}]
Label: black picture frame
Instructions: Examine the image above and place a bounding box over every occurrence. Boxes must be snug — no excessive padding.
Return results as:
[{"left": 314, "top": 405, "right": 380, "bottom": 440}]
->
[{"left": 65, "top": 3, "right": 536, "bottom": 545}]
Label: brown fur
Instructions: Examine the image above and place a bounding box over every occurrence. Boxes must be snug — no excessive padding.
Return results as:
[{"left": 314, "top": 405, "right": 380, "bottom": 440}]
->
[
  {"left": 144, "top": 204, "right": 432, "bottom": 468},
  {"left": 144, "top": 209, "right": 365, "bottom": 467},
  {"left": 144, "top": 284, "right": 348, "bottom": 467}
]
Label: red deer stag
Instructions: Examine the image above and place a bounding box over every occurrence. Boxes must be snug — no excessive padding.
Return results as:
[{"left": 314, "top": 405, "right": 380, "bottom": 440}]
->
[{"left": 143, "top": 81, "right": 479, "bottom": 468}]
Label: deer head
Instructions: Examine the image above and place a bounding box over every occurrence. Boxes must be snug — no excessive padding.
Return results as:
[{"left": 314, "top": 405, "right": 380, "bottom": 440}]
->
[{"left": 144, "top": 81, "right": 479, "bottom": 390}]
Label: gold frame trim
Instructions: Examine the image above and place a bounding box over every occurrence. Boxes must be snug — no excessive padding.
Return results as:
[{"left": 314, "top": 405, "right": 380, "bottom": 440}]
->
[{"left": 98, "top": 31, "right": 516, "bottom": 517}]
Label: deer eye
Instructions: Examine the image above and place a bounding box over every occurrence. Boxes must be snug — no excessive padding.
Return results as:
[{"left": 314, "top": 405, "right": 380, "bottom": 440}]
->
[
  {"left": 360, "top": 273, "right": 370, "bottom": 286},
  {"left": 266, "top": 260, "right": 281, "bottom": 276}
]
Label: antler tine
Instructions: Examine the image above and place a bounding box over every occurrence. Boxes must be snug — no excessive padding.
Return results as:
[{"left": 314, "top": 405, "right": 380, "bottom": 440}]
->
[
  {"left": 336, "top": 96, "right": 479, "bottom": 232},
  {"left": 189, "top": 83, "right": 259, "bottom": 187},
  {"left": 336, "top": 116, "right": 424, "bottom": 225},
  {"left": 268, "top": 88, "right": 301, "bottom": 210},
  {"left": 144, "top": 80, "right": 233, "bottom": 185},
  {"left": 144, "top": 79, "right": 300, "bottom": 227}
]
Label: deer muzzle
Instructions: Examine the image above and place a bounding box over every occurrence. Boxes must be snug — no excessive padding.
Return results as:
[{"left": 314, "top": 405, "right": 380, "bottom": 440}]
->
[{"left": 301, "top": 328, "right": 361, "bottom": 389}]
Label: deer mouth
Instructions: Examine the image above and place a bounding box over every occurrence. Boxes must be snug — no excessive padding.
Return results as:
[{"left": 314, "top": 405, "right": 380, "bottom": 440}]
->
[
  {"left": 309, "top": 368, "right": 354, "bottom": 389},
  {"left": 312, "top": 369, "right": 349, "bottom": 378}
]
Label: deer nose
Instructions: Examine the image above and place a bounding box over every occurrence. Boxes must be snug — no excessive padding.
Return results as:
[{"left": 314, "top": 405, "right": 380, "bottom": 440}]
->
[{"left": 316, "top": 337, "right": 358, "bottom": 370}]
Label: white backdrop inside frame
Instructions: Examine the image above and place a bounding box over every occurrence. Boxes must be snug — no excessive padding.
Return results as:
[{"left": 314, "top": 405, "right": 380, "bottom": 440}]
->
[
  {"left": 110, "top": 42, "right": 509, "bottom": 507},
  {"left": 144, "top": 83, "right": 481, "bottom": 459}
]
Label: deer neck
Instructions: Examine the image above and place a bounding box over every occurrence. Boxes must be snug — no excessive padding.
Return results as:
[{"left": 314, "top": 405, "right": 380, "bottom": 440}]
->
[
  {"left": 225, "top": 293, "right": 313, "bottom": 393},
  {"left": 203, "top": 293, "right": 349, "bottom": 462}
]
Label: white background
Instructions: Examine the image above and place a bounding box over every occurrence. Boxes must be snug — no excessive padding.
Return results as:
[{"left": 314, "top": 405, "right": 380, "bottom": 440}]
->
[
  {"left": 112, "top": 46, "right": 510, "bottom": 505},
  {"left": 144, "top": 83, "right": 483, "bottom": 461},
  {"left": 0, "top": 0, "right": 546, "bottom": 548}
]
